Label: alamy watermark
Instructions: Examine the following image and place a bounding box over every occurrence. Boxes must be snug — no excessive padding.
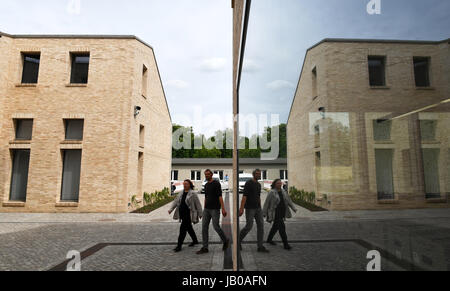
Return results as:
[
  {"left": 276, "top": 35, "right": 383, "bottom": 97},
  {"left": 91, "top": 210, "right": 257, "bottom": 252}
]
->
[
  {"left": 367, "top": 0, "right": 381, "bottom": 15},
  {"left": 66, "top": 250, "right": 81, "bottom": 271},
  {"left": 367, "top": 250, "right": 381, "bottom": 271},
  {"left": 172, "top": 109, "right": 280, "bottom": 160}
]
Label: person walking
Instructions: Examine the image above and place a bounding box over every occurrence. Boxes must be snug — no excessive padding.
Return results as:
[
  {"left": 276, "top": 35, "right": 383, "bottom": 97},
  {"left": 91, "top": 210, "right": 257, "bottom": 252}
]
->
[
  {"left": 169, "top": 180, "right": 202, "bottom": 252},
  {"left": 263, "top": 179, "right": 298, "bottom": 250},
  {"left": 239, "top": 169, "right": 269, "bottom": 253},
  {"left": 197, "top": 169, "right": 229, "bottom": 254}
]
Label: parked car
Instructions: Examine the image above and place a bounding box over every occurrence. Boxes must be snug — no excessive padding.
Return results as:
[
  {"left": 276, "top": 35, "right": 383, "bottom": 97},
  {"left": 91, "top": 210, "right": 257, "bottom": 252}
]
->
[
  {"left": 239, "top": 173, "right": 254, "bottom": 194},
  {"left": 171, "top": 180, "right": 184, "bottom": 195},
  {"left": 201, "top": 174, "right": 229, "bottom": 193}
]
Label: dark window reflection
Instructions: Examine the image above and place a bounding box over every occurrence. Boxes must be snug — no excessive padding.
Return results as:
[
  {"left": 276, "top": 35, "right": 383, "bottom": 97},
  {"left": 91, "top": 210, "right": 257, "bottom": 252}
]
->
[
  {"left": 70, "top": 53, "right": 90, "bottom": 84},
  {"left": 414, "top": 57, "right": 431, "bottom": 87},
  {"left": 21, "top": 53, "right": 40, "bottom": 84},
  {"left": 368, "top": 56, "right": 386, "bottom": 86}
]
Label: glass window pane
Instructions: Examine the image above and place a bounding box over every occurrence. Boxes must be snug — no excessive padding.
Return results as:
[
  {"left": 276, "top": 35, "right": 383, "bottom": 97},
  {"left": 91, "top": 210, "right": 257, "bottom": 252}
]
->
[
  {"left": 414, "top": 57, "right": 430, "bottom": 87},
  {"left": 10, "top": 150, "right": 31, "bottom": 202},
  {"left": 420, "top": 120, "right": 437, "bottom": 141},
  {"left": 373, "top": 120, "right": 392, "bottom": 141},
  {"left": 15, "top": 119, "right": 34, "bottom": 140},
  {"left": 368, "top": 56, "right": 385, "bottom": 86},
  {"left": 70, "top": 53, "right": 90, "bottom": 84},
  {"left": 21, "top": 54, "right": 40, "bottom": 84},
  {"left": 61, "top": 150, "right": 82, "bottom": 202},
  {"left": 65, "top": 119, "right": 84, "bottom": 140}
]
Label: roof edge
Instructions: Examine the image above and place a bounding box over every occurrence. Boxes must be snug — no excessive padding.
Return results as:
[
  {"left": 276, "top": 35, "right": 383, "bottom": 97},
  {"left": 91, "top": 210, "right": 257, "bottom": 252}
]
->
[{"left": 0, "top": 31, "right": 153, "bottom": 50}]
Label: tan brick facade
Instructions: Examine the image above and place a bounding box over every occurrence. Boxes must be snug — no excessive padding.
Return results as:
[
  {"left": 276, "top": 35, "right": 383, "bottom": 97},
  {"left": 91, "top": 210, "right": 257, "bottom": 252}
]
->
[
  {"left": 0, "top": 32, "right": 172, "bottom": 213},
  {"left": 288, "top": 39, "right": 450, "bottom": 210}
]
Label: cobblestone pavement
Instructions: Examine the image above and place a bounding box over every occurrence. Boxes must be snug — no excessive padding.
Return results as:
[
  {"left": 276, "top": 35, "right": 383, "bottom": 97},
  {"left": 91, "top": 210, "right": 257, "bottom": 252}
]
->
[{"left": 0, "top": 191, "right": 449, "bottom": 271}]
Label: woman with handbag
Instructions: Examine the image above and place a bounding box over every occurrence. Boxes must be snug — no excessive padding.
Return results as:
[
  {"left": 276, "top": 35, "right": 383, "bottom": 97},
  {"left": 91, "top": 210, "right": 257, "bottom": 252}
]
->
[
  {"left": 168, "top": 180, "right": 202, "bottom": 252},
  {"left": 263, "top": 179, "right": 298, "bottom": 250}
]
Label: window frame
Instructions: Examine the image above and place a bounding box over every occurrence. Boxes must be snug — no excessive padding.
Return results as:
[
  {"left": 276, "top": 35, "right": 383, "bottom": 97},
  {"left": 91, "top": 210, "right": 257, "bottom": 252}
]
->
[
  {"left": 64, "top": 119, "right": 85, "bottom": 141},
  {"left": 368, "top": 55, "right": 386, "bottom": 87},
  {"left": 14, "top": 119, "right": 34, "bottom": 141},
  {"left": 21, "top": 52, "right": 41, "bottom": 84},
  {"left": 413, "top": 56, "right": 431, "bottom": 88},
  {"left": 70, "top": 52, "right": 90, "bottom": 84}
]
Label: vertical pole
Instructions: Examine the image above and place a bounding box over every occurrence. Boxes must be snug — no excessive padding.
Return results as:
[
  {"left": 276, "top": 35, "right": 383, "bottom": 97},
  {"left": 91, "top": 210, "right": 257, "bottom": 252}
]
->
[{"left": 232, "top": 0, "right": 251, "bottom": 272}]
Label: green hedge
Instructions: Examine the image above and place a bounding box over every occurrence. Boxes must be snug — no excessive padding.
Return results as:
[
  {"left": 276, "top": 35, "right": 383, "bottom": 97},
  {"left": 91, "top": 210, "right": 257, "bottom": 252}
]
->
[
  {"left": 289, "top": 187, "right": 328, "bottom": 212},
  {"left": 131, "top": 187, "right": 175, "bottom": 214}
]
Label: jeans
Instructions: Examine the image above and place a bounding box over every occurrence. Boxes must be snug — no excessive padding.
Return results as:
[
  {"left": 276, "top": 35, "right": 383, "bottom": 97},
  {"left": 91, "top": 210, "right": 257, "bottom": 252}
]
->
[
  {"left": 239, "top": 208, "right": 264, "bottom": 248},
  {"left": 202, "top": 208, "right": 227, "bottom": 248},
  {"left": 267, "top": 217, "right": 288, "bottom": 246},
  {"left": 177, "top": 214, "right": 198, "bottom": 248}
]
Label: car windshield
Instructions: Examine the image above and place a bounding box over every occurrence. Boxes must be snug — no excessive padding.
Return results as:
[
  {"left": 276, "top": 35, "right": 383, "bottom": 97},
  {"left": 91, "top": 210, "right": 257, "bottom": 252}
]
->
[{"left": 239, "top": 177, "right": 252, "bottom": 182}]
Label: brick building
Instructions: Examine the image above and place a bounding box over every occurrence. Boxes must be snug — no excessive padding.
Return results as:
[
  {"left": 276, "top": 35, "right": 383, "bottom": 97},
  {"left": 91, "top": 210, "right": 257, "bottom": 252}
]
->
[
  {"left": 287, "top": 38, "right": 450, "bottom": 210},
  {"left": 0, "top": 32, "right": 172, "bottom": 213}
]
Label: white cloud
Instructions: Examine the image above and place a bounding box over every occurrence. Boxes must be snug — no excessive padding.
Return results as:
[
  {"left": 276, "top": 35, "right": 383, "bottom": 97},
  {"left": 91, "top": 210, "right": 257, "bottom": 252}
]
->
[
  {"left": 242, "top": 59, "right": 261, "bottom": 73},
  {"left": 199, "top": 57, "right": 227, "bottom": 72},
  {"left": 166, "top": 80, "right": 189, "bottom": 89},
  {"left": 266, "top": 80, "right": 295, "bottom": 90}
]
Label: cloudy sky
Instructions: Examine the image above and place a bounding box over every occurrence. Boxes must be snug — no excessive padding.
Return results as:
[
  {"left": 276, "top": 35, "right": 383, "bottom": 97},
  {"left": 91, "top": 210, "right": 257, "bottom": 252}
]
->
[{"left": 0, "top": 0, "right": 449, "bottom": 137}]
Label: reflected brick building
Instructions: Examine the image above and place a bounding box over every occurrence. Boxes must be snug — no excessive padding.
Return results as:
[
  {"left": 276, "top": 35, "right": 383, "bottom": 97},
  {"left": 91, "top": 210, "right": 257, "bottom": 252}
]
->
[
  {"left": 0, "top": 32, "right": 172, "bottom": 213},
  {"left": 287, "top": 38, "right": 450, "bottom": 210}
]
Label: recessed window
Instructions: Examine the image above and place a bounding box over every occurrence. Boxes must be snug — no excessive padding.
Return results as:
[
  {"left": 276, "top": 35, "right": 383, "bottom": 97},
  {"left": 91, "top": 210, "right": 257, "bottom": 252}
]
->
[
  {"left": 214, "top": 170, "right": 224, "bottom": 180},
  {"left": 261, "top": 170, "right": 268, "bottom": 180},
  {"left": 373, "top": 120, "right": 392, "bottom": 141},
  {"left": 10, "top": 149, "right": 31, "bottom": 202},
  {"left": 142, "top": 65, "right": 148, "bottom": 97},
  {"left": 414, "top": 57, "right": 430, "bottom": 87},
  {"left": 70, "top": 53, "right": 90, "bottom": 84},
  {"left": 139, "top": 125, "right": 145, "bottom": 147},
  {"left": 312, "top": 66, "right": 318, "bottom": 98},
  {"left": 191, "top": 170, "right": 201, "bottom": 181},
  {"left": 21, "top": 53, "right": 40, "bottom": 84},
  {"left": 65, "top": 119, "right": 84, "bottom": 141},
  {"left": 280, "top": 170, "right": 288, "bottom": 180},
  {"left": 368, "top": 56, "right": 386, "bottom": 86},
  {"left": 15, "top": 119, "right": 34, "bottom": 140},
  {"left": 61, "top": 150, "right": 82, "bottom": 202},
  {"left": 420, "top": 120, "right": 437, "bottom": 141},
  {"left": 171, "top": 170, "right": 179, "bottom": 181}
]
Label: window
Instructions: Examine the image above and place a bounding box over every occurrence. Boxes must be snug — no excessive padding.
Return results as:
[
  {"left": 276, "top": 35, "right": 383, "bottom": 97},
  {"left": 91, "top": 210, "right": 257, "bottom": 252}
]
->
[
  {"left": 420, "top": 120, "right": 437, "bottom": 142},
  {"left": 422, "top": 149, "right": 441, "bottom": 198},
  {"left": 368, "top": 56, "right": 386, "bottom": 86},
  {"left": 9, "top": 149, "right": 31, "bottom": 202},
  {"left": 139, "top": 125, "right": 145, "bottom": 147},
  {"left": 373, "top": 120, "right": 392, "bottom": 141},
  {"left": 191, "top": 170, "right": 201, "bottom": 181},
  {"left": 414, "top": 57, "right": 430, "bottom": 87},
  {"left": 137, "top": 152, "right": 144, "bottom": 195},
  {"left": 171, "top": 170, "right": 179, "bottom": 181},
  {"left": 15, "top": 119, "right": 33, "bottom": 140},
  {"left": 70, "top": 53, "right": 90, "bottom": 84},
  {"left": 375, "top": 149, "right": 394, "bottom": 200},
  {"left": 214, "top": 170, "right": 224, "bottom": 180},
  {"left": 239, "top": 170, "right": 244, "bottom": 174},
  {"left": 280, "top": 170, "right": 288, "bottom": 180},
  {"left": 314, "top": 125, "right": 320, "bottom": 148},
  {"left": 142, "top": 65, "right": 148, "bottom": 97},
  {"left": 261, "top": 170, "right": 268, "bottom": 180},
  {"left": 21, "top": 53, "right": 40, "bottom": 84},
  {"left": 65, "top": 119, "right": 84, "bottom": 141},
  {"left": 312, "top": 66, "right": 318, "bottom": 98},
  {"left": 61, "top": 150, "right": 82, "bottom": 202}
]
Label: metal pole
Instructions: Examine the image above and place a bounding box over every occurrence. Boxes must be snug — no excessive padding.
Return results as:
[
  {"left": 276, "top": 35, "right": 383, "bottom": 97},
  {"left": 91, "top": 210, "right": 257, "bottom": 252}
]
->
[{"left": 232, "top": 0, "right": 251, "bottom": 272}]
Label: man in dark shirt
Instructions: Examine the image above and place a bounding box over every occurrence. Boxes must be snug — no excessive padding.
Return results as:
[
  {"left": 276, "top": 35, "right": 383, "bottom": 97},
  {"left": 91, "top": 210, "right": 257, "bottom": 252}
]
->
[
  {"left": 239, "top": 169, "right": 269, "bottom": 253},
  {"left": 197, "top": 169, "right": 229, "bottom": 254}
]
